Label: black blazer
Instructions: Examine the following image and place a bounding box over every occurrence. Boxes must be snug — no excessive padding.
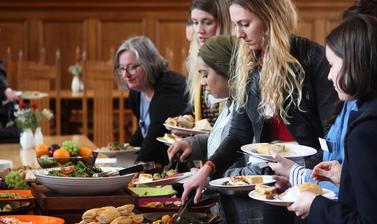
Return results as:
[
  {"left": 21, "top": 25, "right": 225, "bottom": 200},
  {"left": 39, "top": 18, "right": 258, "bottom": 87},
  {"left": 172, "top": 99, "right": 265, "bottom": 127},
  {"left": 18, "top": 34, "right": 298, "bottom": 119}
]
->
[
  {"left": 129, "top": 71, "right": 190, "bottom": 165},
  {"left": 309, "top": 94, "right": 377, "bottom": 224}
]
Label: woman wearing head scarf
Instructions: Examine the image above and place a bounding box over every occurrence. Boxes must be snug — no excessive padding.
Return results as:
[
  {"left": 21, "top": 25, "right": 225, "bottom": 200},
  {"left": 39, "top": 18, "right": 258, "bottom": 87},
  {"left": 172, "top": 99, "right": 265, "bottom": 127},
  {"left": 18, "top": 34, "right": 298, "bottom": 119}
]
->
[{"left": 168, "top": 35, "right": 243, "bottom": 166}]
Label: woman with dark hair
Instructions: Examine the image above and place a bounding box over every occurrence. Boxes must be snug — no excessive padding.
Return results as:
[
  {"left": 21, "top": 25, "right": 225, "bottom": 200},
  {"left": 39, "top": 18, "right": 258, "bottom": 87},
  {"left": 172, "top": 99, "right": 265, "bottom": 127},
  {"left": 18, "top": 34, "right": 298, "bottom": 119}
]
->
[
  {"left": 113, "top": 36, "right": 190, "bottom": 165},
  {"left": 288, "top": 14, "right": 377, "bottom": 223}
]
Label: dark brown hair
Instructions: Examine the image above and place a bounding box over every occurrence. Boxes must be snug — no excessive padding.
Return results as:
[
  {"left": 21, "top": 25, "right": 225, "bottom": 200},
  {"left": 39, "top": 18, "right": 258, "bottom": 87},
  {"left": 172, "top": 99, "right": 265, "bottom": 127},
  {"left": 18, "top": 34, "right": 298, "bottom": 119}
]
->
[
  {"left": 343, "top": 0, "right": 377, "bottom": 19},
  {"left": 325, "top": 14, "right": 377, "bottom": 100}
]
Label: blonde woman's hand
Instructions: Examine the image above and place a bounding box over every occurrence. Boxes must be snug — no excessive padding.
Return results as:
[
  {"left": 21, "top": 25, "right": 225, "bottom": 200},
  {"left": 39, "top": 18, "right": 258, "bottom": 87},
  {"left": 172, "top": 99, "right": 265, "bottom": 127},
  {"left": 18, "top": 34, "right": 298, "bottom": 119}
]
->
[
  {"left": 311, "top": 160, "right": 341, "bottom": 186},
  {"left": 182, "top": 164, "right": 211, "bottom": 204},
  {"left": 268, "top": 152, "right": 295, "bottom": 178},
  {"left": 167, "top": 139, "right": 192, "bottom": 162},
  {"left": 287, "top": 191, "right": 317, "bottom": 219}
]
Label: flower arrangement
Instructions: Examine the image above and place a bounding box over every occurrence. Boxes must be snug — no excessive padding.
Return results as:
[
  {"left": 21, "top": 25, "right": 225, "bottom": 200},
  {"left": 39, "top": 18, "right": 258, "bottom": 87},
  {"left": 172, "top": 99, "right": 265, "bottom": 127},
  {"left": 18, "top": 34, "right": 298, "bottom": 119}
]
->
[
  {"left": 68, "top": 58, "right": 82, "bottom": 78},
  {"left": 13, "top": 101, "right": 53, "bottom": 130}
]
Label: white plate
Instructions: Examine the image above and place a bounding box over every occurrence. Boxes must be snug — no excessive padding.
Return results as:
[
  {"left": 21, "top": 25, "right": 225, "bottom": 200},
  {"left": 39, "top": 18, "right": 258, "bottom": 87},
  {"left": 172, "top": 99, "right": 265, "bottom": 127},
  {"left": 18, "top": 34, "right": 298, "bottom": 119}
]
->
[
  {"left": 209, "top": 175, "right": 275, "bottom": 192},
  {"left": 34, "top": 167, "right": 135, "bottom": 195},
  {"left": 163, "top": 124, "right": 209, "bottom": 135},
  {"left": 133, "top": 172, "right": 192, "bottom": 186},
  {"left": 19, "top": 91, "right": 49, "bottom": 100},
  {"left": 94, "top": 147, "right": 140, "bottom": 157},
  {"left": 249, "top": 188, "right": 336, "bottom": 206},
  {"left": 241, "top": 143, "right": 317, "bottom": 162},
  {"left": 156, "top": 137, "right": 174, "bottom": 146}
]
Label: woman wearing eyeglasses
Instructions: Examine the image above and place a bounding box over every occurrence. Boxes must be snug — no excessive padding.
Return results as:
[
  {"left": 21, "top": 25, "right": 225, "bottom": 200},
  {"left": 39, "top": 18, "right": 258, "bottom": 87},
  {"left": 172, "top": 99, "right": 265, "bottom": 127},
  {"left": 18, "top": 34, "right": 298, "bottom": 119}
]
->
[{"left": 113, "top": 36, "right": 190, "bottom": 166}]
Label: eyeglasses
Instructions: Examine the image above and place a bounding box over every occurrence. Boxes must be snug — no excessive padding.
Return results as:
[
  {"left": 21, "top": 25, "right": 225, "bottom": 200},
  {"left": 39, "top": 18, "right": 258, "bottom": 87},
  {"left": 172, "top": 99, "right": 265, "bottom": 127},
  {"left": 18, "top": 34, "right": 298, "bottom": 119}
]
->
[{"left": 117, "top": 64, "right": 141, "bottom": 75}]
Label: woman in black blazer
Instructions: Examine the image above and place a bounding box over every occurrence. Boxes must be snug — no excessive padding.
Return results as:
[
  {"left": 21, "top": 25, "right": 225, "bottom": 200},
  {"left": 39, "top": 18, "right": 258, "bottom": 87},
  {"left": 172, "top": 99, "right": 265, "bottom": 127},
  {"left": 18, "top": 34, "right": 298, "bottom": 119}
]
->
[
  {"left": 288, "top": 15, "right": 377, "bottom": 224},
  {"left": 113, "top": 36, "right": 190, "bottom": 166}
]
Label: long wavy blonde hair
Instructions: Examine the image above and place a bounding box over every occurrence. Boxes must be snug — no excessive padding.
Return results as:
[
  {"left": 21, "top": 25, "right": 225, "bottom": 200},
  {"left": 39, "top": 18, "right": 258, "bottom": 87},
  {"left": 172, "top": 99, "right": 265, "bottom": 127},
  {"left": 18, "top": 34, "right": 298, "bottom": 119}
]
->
[
  {"left": 230, "top": 0, "right": 305, "bottom": 124},
  {"left": 186, "top": 0, "right": 233, "bottom": 103}
]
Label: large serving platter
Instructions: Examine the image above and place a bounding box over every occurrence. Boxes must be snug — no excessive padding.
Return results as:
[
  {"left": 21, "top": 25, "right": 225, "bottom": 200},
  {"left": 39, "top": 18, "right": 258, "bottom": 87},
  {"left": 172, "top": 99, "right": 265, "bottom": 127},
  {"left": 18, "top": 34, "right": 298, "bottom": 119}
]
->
[
  {"left": 34, "top": 167, "right": 135, "bottom": 195},
  {"left": 17, "top": 91, "right": 49, "bottom": 100},
  {"left": 0, "top": 215, "right": 64, "bottom": 224},
  {"left": 241, "top": 143, "right": 317, "bottom": 162},
  {"left": 0, "top": 190, "right": 33, "bottom": 202}
]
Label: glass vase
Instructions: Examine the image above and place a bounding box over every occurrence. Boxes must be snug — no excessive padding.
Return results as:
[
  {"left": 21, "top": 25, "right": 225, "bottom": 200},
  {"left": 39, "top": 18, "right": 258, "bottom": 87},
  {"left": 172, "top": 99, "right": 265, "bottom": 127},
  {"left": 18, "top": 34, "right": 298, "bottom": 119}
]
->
[
  {"left": 19, "top": 128, "right": 37, "bottom": 167},
  {"left": 19, "top": 128, "right": 35, "bottom": 150},
  {"left": 71, "top": 76, "right": 81, "bottom": 93},
  {"left": 34, "top": 127, "right": 44, "bottom": 146}
]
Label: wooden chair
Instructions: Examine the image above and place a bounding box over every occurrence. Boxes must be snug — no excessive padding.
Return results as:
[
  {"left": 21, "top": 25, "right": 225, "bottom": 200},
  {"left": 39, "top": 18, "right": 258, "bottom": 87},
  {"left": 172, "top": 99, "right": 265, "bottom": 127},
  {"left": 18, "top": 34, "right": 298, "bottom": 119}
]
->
[
  {"left": 82, "top": 53, "right": 135, "bottom": 146},
  {"left": 16, "top": 48, "right": 62, "bottom": 135}
]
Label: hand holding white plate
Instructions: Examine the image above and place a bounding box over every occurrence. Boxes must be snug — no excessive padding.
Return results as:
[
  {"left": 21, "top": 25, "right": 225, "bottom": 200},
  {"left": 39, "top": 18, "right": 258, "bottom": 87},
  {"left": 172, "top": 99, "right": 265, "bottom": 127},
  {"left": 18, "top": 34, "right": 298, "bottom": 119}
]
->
[
  {"left": 163, "top": 124, "right": 209, "bottom": 135},
  {"left": 241, "top": 143, "right": 317, "bottom": 162},
  {"left": 249, "top": 186, "right": 336, "bottom": 206}
]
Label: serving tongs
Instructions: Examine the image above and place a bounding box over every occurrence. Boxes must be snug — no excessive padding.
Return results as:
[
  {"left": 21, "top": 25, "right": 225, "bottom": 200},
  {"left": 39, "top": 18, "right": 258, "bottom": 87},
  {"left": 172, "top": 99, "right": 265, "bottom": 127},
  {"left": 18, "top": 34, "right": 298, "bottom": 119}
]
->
[
  {"left": 163, "top": 152, "right": 182, "bottom": 173},
  {"left": 169, "top": 191, "right": 196, "bottom": 224},
  {"left": 93, "top": 161, "right": 155, "bottom": 177}
]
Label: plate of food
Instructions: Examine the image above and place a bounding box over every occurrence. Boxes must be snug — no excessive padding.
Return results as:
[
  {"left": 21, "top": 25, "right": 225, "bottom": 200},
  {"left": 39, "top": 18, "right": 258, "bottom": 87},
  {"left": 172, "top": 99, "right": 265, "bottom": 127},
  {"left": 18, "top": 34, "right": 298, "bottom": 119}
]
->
[
  {"left": 241, "top": 143, "right": 317, "bottom": 162},
  {"left": 133, "top": 171, "right": 192, "bottom": 186},
  {"left": 17, "top": 91, "right": 49, "bottom": 100},
  {"left": 34, "top": 163, "right": 136, "bottom": 195},
  {"left": 156, "top": 133, "right": 178, "bottom": 146},
  {"left": 0, "top": 215, "right": 64, "bottom": 224},
  {"left": 164, "top": 115, "right": 211, "bottom": 135},
  {"left": 0, "top": 201, "right": 35, "bottom": 215},
  {"left": 138, "top": 197, "right": 215, "bottom": 213},
  {"left": 209, "top": 175, "right": 275, "bottom": 192},
  {"left": 0, "top": 190, "right": 33, "bottom": 202},
  {"left": 94, "top": 142, "right": 140, "bottom": 157},
  {"left": 249, "top": 182, "right": 336, "bottom": 206}
]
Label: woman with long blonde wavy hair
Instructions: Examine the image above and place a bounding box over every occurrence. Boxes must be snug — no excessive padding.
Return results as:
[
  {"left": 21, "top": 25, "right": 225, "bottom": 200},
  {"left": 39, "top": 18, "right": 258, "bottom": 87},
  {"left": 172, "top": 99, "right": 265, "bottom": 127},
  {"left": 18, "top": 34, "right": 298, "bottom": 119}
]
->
[
  {"left": 182, "top": 0, "right": 337, "bottom": 223},
  {"left": 186, "top": 0, "right": 232, "bottom": 126}
]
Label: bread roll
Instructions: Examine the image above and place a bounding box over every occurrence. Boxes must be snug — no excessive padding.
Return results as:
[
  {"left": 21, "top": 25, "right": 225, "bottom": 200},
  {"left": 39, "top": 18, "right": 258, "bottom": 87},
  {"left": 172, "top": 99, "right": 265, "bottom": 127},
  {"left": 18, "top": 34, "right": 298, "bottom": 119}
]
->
[
  {"left": 165, "top": 117, "right": 177, "bottom": 126},
  {"left": 96, "top": 206, "right": 120, "bottom": 224},
  {"left": 247, "top": 175, "right": 263, "bottom": 184},
  {"left": 109, "top": 216, "right": 133, "bottom": 224},
  {"left": 116, "top": 204, "right": 135, "bottom": 216},
  {"left": 130, "top": 214, "right": 144, "bottom": 224},
  {"left": 255, "top": 184, "right": 276, "bottom": 199},
  {"left": 256, "top": 143, "right": 286, "bottom": 155},
  {"left": 298, "top": 182, "right": 322, "bottom": 195},
  {"left": 82, "top": 208, "right": 99, "bottom": 222},
  {"left": 177, "top": 115, "right": 195, "bottom": 128},
  {"left": 193, "top": 119, "right": 212, "bottom": 131}
]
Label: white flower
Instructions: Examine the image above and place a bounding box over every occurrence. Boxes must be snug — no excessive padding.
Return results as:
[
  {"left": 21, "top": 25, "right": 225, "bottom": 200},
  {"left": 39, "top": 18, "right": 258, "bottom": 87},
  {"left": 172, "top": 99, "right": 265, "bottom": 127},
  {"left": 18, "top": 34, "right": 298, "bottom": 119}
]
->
[{"left": 42, "top": 109, "right": 54, "bottom": 120}]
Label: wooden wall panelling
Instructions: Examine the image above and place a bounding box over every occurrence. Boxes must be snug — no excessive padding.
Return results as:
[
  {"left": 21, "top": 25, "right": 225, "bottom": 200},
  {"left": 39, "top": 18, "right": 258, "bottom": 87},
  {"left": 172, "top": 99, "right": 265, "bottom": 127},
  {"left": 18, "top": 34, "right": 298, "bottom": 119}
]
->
[
  {"left": 0, "top": 20, "right": 26, "bottom": 88},
  {"left": 42, "top": 20, "right": 84, "bottom": 90},
  {"left": 155, "top": 16, "right": 189, "bottom": 76},
  {"left": 295, "top": 1, "right": 353, "bottom": 44},
  {"left": 99, "top": 18, "right": 145, "bottom": 61}
]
